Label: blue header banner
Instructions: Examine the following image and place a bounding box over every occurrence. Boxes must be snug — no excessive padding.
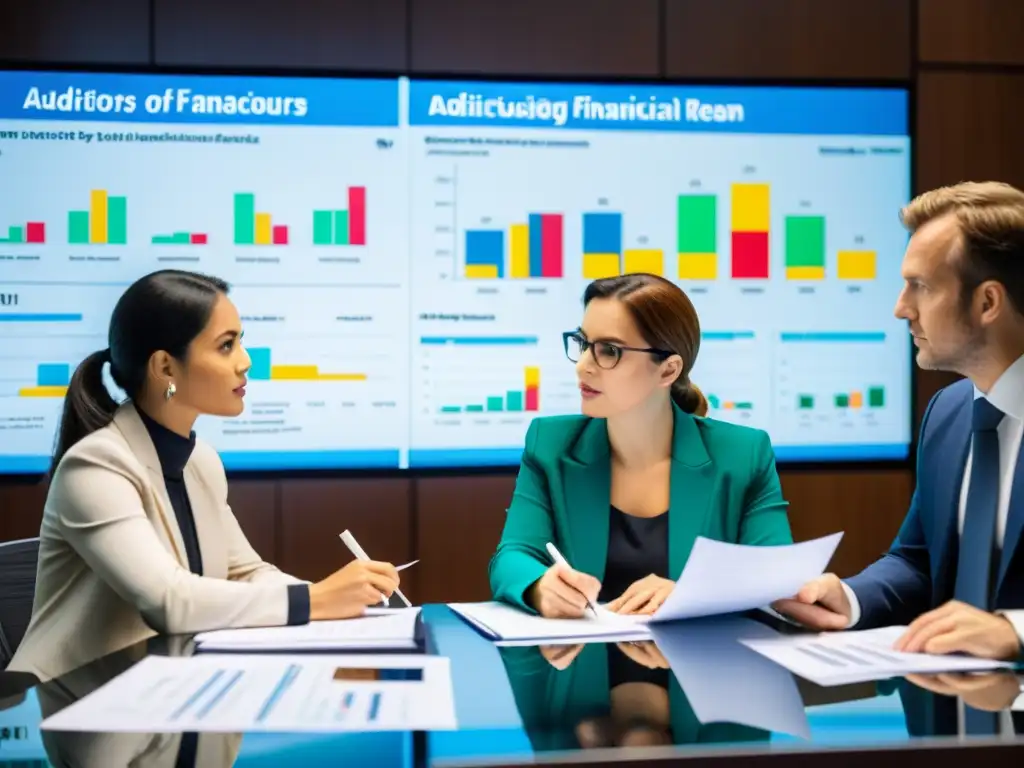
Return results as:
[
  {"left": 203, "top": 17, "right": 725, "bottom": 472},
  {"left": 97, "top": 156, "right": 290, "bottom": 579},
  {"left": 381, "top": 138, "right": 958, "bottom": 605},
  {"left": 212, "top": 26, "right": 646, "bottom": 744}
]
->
[
  {"left": 0, "top": 71, "right": 401, "bottom": 127},
  {"left": 409, "top": 80, "right": 909, "bottom": 136}
]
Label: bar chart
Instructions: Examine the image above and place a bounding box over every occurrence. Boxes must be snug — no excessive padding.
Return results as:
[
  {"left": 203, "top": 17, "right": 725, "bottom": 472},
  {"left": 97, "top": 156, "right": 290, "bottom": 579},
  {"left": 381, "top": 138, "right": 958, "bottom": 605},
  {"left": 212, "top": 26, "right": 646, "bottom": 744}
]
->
[
  {"left": 234, "top": 193, "right": 289, "bottom": 246},
  {"left": 688, "top": 330, "right": 769, "bottom": 430},
  {"left": 313, "top": 186, "right": 367, "bottom": 246},
  {"left": 581, "top": 209, "right": 665, "bottom": 279},
  {"left": 248, "top": 347, "right": 368, "bottom": 382},
  {"left": 18, "top": 362, "right": 70, "bottom": 398},
  {"left": 439, "top": 366, "right": 541, "bottom": 414},
  {"left": 410, "top": 333, "right": 578, "bottom": 466},
  {"left": 152, "top": 229, "right": 209, "bottom": 246},
  {"left": 773, "top": 331, "right": 908, "bottom": 450},
  {"left": 68, "top": 190, "right": 127, "bottom": 245},
  {"left": 464, "top": 212, "right": 564, "bottom": 279},
  {"left": 0, "top": 220, "right": 46, "bottom": 244}
]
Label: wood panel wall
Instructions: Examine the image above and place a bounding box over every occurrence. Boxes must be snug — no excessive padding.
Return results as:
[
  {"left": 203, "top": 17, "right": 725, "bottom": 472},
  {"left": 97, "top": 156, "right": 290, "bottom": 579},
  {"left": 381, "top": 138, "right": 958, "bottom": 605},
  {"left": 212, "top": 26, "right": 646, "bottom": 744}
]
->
[{"left": 2, "top": 0, "right": 1023, "bottom": 604}]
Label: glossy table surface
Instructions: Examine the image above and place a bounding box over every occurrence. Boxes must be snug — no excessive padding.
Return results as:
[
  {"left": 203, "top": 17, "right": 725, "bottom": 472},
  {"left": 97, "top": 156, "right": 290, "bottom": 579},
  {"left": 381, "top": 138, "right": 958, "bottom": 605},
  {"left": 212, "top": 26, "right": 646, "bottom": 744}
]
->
[{"left": 1, "top": 605, "right": 1023, "bottom": 767}]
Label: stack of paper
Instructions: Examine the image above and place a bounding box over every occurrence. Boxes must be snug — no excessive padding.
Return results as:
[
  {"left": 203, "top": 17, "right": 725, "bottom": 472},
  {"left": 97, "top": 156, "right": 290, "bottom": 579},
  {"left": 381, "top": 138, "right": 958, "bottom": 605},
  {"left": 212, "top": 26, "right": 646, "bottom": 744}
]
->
[
  {"left": 193, "top": 608, "right": 421, "bottom": 651},
  {"left": 451, "top": 533, "right": 842, "bottom": 644},
  {"left": 739, "top": 626, "right": 1015, "bottom": 686},
  {"left": 39, "top": 653, "right": 457, "bottom": 733}
]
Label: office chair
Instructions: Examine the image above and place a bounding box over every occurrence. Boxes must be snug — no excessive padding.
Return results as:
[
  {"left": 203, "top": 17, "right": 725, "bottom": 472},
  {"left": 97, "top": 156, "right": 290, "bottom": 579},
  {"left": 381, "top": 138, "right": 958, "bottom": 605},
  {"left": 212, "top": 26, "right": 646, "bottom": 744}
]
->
[{"left": 0, "top": 538, "right": 39, "bottom": 668}]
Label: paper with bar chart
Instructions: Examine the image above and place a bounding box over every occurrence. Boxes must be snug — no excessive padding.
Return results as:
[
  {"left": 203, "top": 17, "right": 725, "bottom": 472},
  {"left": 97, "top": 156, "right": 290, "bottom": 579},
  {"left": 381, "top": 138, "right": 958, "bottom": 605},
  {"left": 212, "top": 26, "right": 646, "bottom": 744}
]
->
[{"left": 408, "top": 80, "right": 912, "bottom": 461}]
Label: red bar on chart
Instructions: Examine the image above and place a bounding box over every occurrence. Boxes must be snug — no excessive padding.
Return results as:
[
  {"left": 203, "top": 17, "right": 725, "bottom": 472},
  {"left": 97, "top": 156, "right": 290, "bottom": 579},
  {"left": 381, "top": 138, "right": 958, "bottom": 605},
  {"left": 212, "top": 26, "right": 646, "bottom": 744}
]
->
[
  {"left": 348, "top": 186, "right": 366, "bottom": 245},
  {"left": 190, "top": 233, "right": 208, "bottom": 245},
  {"left": 525, "top": 387, "right": 539, "bottom": 411},
  {"left": 26, "top": 222, "right": 46, "bottom": 244},
  {"left": 540, "top": 214, "right": 563, "bottom": 278},
  {"left": 272, "top": 226, "right": 289, "bottom": 245},
  {"left": 731, "top": 231, "right": 769, "bottom": 278}
]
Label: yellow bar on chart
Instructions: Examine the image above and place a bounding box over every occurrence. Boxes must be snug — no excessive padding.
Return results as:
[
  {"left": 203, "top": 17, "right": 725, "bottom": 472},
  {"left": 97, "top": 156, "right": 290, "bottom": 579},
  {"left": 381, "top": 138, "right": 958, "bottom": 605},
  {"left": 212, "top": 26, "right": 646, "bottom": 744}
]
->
[
  {"left": 271, "top": 365, "right": 319, "bottom": 380},
  {"left": 525, "top": 366, "right": 540, "bottom": 388},
  {"left": 90, "top": 189, "right": 108, "bottom": 244},
  {"left": 623, "top": 249, "right": 664, "bottom": 276},
  {"left": 19, "top": 386, "right": 68, "bottom": 398},
  {"left": 731, "top": 183, "right": 770, "bottom": 232},
  {"left": 785, "top": 266, "right": 825, "bottom": 280},
  {"left": 316, "top": 372, "right": 368, "bottom": 381},
  {"left": 510, "top": 224, "right": 530, "bottom": 278},
  {"left": 254, "top": 213, "right": 273, "bottom": 245},
  {"left": 582, "top": 253, "right": 620, "bottom": 279},
  {"left": 838, "top": 250, "right": 877, "bottom": 280},
  {"left": 465, "top": 264, "right": 499, "bottom": 279},
  {"left": 677, "top": 253, "right": 717, "bottom": 279},
  {"left": 850, "top": 391, "right": 864, "bottom": 408}
]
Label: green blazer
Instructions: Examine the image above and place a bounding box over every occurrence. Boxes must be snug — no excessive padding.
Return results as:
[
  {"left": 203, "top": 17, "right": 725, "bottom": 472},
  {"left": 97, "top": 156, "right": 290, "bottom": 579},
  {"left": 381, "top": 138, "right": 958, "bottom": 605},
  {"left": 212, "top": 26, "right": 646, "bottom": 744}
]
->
[
  {"left": 489, "top": 402, "right": 793, "bottom": 610},
  {"left": 500, "top": 644, "right": 770, "bottom": 750}
]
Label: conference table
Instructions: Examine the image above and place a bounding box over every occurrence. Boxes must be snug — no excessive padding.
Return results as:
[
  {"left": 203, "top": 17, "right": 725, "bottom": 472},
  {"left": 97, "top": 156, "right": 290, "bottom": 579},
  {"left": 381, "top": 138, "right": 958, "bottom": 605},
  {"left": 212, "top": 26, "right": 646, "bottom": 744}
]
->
[{"left": 1, "top": 605, "right": 1022, "bottom": 767}]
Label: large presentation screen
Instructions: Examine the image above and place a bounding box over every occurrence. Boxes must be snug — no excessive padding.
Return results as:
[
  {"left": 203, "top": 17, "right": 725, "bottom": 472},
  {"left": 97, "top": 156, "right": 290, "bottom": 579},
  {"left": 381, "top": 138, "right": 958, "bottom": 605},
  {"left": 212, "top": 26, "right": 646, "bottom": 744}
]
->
[{"left": 0, "top": 70, "right": 911, "bottom": 474}]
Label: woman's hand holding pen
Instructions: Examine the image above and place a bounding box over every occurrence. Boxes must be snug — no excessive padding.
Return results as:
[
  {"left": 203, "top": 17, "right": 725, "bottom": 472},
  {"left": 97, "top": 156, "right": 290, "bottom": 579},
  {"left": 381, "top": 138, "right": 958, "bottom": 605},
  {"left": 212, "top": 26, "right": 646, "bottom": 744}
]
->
[
  {"left": 528, "top": 564, "right": 602, "bottom": 619},
  {"left": 308, "top": 560, "right": 400, "bottom": 620}
]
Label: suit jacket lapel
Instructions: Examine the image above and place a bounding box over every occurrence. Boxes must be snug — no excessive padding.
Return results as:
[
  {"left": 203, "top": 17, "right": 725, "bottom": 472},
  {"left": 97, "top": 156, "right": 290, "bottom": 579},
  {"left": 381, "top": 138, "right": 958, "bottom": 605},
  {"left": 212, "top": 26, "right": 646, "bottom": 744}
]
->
[
  {"left": 930, "top": 395, "right": 971, "bottom": 598},
  {"left": 997, "top": 442, "right": 1024, "bottom": 594},
  {"left": 184, "top": 463, "right": 224, "bottom": 578},
  {"left": 112, "top": 403, "right": 190, "bottom": 569},
  {"left": 668, "top": 408, "right": 714, "bottom": 579},
  {"left": 559, "top": 419, "right": 611, "bottom": 582}
]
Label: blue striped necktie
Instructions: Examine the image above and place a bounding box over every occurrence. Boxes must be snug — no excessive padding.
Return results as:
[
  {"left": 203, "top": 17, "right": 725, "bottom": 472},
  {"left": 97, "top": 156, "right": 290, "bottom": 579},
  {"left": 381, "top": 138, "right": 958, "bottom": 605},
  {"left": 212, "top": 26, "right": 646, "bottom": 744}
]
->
[{"left": 954, "top": 396, "right": 1004, "bottom": 735}]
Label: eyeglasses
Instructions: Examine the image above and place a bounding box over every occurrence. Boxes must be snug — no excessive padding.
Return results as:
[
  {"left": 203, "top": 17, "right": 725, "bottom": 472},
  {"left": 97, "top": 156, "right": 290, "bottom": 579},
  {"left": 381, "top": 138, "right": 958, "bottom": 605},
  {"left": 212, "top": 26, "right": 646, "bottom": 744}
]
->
[{"left": 563, "top": 330, "right": 673, "bottom": 370}]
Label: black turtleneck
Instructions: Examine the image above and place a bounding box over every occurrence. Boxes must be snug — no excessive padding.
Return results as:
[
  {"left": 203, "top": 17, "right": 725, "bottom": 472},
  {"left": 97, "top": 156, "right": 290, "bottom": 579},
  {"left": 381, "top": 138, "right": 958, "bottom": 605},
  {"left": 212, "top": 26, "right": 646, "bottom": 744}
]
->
[{"left": 136, "top": 408, "right": 309, "bottom": 625}]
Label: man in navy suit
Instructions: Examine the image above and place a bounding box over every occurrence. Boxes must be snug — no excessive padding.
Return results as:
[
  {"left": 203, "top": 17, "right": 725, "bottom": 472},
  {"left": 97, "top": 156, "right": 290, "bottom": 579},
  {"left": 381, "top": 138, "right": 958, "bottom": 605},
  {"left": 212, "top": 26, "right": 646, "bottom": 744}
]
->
[{"left": 776, "top": 181, "right": 1024, "bottom": 668}]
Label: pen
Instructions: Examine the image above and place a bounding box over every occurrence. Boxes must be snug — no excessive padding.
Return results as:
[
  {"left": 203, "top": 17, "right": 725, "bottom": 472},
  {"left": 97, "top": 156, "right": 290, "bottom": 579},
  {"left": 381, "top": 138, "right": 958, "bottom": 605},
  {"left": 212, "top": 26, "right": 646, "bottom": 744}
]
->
[
  {"left": 339, "top": 530, "right": 413, "bottom": 608},
  {"left": 545, "top": 542, "right": 598, "bottom": 617}
]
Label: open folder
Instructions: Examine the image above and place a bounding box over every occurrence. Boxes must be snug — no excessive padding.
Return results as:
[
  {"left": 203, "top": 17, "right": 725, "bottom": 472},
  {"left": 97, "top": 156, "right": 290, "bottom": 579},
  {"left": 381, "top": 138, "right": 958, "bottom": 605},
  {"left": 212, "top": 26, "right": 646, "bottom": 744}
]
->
[{"left": 450, "top": 533, "right": 842, "bottom": 644}]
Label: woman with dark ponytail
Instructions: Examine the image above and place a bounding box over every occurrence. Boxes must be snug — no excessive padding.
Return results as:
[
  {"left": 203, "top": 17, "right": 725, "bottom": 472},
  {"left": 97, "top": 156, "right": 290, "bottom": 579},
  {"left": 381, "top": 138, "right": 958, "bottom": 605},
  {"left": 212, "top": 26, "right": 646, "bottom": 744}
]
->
[
  {"left": 491, "top": 273, "right": 793, "bottom": 642},
  {"left": 11, "top": 270, "right": 403, "bottom": 682}
]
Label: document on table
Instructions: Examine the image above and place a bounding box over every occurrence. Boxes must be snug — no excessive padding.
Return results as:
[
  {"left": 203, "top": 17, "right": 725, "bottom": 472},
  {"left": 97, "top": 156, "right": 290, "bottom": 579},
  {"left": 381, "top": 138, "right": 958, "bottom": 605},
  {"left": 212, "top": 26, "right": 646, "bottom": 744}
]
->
[
  {"left": 193, "top": 607, "right": 421, "bottom": 651},
  {"left": 647, "top": 532, "right": 843, "bottom": 623},
  {"left": 449, "top": 533, "right": 842, "bottom": 645},
  {"left": 40, "top": 653, "right": 456, "bottom": 733},
  {"left": 447, "top": 601, "right": 652, "bottom": 646},
  {"left": 739, "top": 626, "right": 1015, "bottom": 687}
]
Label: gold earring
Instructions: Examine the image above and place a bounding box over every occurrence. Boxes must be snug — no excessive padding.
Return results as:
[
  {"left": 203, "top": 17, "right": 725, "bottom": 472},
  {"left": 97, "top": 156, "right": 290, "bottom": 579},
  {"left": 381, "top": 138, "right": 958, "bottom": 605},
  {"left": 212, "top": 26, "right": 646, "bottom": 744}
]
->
[{"left": 164, "top": 381, "right": 176, "bottom": 401}]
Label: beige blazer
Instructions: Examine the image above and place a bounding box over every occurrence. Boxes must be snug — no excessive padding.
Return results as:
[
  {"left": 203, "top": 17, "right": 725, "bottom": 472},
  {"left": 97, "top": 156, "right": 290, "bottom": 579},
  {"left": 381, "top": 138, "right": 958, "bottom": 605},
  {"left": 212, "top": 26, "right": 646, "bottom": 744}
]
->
[{"left": 8, "top": 402, "right": 305, "bottom": 682}]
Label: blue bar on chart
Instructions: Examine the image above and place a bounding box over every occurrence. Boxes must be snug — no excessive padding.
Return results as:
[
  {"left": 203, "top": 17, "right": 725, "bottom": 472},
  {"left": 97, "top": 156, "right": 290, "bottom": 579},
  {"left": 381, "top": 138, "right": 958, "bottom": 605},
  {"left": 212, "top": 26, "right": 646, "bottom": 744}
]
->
[
  {"left": 465, "top": 230, "right": 505, "bottom": 279},
  {"left": 528, "top": 214, "right": 543, "bottom": 277},
  {"left": 37, "top": 363, "right": 71, "bottom": 386},
  {"left": 780, "top": 332, "right": 887, "bottom": 343},
  {"left": 249, "top": 347, "right": 272, "bottom": 380},
  {"left": 582, "top": 212, "right": 622, "bottom": 279}
]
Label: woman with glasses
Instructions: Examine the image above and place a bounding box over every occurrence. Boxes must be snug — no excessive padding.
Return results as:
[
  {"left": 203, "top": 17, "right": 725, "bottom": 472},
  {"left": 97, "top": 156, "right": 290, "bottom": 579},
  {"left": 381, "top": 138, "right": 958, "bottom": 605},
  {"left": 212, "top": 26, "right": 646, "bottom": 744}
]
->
[{"left": 489, "top": 273, "right": 793, "bottom": 620}]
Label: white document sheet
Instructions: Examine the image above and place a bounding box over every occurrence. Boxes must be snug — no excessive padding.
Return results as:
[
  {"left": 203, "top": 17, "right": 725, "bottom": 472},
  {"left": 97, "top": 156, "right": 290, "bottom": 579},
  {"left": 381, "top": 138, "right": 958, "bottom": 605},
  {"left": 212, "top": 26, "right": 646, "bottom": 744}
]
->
[
  {"left": 447, "top": 601, "right": 651, "bottom": 646},
  {"left": 739, "top": 625, "right": 1014, "bottom": 686},
  {"left": 648, "top": 533, "right": 843, "bottom": 623},
  {"left": 40, "top": 653, "right": 456, "bottom": 733},
  {"left": 193, "top": 608, "right": 420, "bottom": 651},
  {"left": 449, "top": 534, "right": 843, "bottom": 645}
]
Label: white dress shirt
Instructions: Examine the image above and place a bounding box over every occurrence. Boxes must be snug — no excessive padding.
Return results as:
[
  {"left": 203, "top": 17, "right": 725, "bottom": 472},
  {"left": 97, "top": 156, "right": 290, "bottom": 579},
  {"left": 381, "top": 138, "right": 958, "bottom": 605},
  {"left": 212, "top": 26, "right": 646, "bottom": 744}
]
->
[{"left": 844, "top": 352, "right": 1024, "bottom": 723}]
